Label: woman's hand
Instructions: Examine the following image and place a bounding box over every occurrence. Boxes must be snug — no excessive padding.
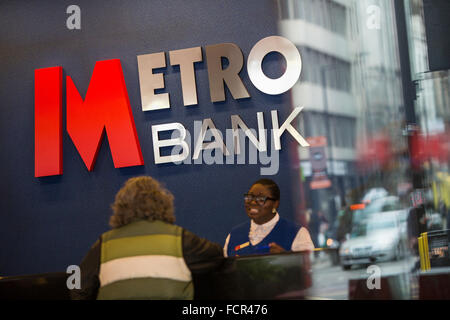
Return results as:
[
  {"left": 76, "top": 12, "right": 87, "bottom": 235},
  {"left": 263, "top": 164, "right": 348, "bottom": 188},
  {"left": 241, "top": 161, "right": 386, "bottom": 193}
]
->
[{"left": 269, "top": 242, "right": 286, "bottom": 254}]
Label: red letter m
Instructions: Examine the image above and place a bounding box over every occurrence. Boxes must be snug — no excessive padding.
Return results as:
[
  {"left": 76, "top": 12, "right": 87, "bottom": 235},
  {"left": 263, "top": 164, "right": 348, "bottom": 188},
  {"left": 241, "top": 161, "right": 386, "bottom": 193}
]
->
[{"left": 35, "top": 59, "right": 144, "bottom": 177}]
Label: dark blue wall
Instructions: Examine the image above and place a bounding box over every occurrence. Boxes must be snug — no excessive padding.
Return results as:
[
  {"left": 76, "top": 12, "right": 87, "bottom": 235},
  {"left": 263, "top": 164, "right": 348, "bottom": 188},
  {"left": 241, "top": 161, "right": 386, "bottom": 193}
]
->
[{"left": 0, "top": 0, "right": 298, "bottom": 276}]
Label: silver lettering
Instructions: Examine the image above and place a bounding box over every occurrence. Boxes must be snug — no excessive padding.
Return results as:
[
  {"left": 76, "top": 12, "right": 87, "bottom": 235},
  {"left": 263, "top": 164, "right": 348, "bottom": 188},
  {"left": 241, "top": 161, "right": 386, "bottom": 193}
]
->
[
  {"left": 247, "top": 36, "right": 301, "bottom": 95},
  {"left": 137, "top": 52, "right": 170, "bottom": 111},
  {"left": 169, "top": 47, "right": 202, "bottom": 106},
  {"left": 152, "top": 122, "right": 189, "bottom": 164},
  {"left": 271, "top": 106, "right": 309, "bottom": 150},
  {"left": 205, "top": 43, "right": 250, "bottom": 102}
]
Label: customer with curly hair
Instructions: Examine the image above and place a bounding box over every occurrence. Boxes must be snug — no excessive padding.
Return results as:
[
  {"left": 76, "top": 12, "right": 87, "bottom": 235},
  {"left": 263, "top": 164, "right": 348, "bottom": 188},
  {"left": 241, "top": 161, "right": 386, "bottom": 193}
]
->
[{"left": 71, "top": 176, "right": 223, "bottom": 300}]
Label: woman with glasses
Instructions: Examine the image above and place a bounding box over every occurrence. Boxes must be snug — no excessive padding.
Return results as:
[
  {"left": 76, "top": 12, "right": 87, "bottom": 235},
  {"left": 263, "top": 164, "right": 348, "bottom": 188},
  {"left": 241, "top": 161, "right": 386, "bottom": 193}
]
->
[{"left": 224, "top": 178, "right": 314, "bottom": 257}]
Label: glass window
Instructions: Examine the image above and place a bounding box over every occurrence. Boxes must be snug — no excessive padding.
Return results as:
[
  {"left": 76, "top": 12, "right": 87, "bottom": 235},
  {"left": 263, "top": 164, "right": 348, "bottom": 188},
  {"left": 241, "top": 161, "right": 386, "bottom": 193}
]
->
[
  {"left": 299, "top": 46, "right": 351, "bottom": 91},
  {"left": 279, "top": 0, "right": 347, "bottom": 36},
  {"left": 276, "top": 0, "right": 450, "bottom": 300}
]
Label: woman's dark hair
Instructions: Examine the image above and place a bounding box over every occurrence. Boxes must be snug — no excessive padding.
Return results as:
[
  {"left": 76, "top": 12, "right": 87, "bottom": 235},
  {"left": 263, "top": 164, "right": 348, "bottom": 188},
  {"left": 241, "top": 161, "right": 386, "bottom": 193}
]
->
[{"left": 251, "top": 178, "right": 280, "bottom": 201}]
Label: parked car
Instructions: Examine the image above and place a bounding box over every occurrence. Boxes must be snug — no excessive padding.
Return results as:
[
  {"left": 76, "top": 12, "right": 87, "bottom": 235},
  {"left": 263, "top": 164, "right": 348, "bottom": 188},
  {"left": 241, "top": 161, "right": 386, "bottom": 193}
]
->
[
  {"left": 339, "top": 209, "right": 408, "bottom": 270},
  {"left": 363, "top": 196, "right": 405, "bottom": 216},
  {"left": 361, "top": 187, "right": 389, "bottom": 204},
  {"left": 351, "top": 196, "right": 406, "bottom": 228}
]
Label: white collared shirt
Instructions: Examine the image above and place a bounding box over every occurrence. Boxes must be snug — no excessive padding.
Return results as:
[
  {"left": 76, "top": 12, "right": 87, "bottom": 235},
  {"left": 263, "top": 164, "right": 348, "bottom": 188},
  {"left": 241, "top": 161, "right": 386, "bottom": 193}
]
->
[{"left": 223, "top": 213, "right": 315, "bottom": 257}]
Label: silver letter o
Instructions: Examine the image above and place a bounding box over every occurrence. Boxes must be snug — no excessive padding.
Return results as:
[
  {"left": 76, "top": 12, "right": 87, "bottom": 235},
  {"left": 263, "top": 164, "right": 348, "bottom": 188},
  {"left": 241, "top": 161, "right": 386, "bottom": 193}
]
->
[{"left": 247, "top": 36, "right": 301, "bottom": 95}]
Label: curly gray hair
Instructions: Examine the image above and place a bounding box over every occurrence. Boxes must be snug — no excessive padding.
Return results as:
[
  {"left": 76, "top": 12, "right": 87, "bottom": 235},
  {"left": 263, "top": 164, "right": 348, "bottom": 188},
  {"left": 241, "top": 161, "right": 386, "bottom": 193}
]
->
[{"left": 109, "top": 176, "right": 175, "bottom": 228}]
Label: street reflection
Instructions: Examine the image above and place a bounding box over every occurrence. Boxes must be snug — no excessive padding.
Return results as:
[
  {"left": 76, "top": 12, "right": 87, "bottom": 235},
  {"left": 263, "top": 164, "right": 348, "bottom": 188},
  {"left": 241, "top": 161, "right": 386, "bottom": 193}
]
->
[{"left": 277, "top": 0, "right": 449, "bottom": 300}]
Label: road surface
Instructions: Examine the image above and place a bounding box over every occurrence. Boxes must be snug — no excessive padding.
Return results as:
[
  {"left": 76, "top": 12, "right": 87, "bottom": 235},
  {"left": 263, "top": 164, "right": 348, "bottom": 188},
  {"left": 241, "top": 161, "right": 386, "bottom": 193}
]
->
[{"left": 306, "top": 252, "right": 418, "bottom": 299}]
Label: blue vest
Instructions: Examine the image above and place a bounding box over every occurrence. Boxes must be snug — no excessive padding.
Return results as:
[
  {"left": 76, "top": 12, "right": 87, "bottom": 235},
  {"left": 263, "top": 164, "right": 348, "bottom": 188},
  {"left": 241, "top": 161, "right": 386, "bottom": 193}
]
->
[{"left": 227, "top": 217, "right": 301, "bottom": 257}]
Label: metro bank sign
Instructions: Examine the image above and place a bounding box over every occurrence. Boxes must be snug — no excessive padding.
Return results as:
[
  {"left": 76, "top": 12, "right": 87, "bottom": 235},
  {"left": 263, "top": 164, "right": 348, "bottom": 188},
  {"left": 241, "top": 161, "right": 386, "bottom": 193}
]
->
[{"left": 34, "top": 36, "right": 309, "bottom": 178}]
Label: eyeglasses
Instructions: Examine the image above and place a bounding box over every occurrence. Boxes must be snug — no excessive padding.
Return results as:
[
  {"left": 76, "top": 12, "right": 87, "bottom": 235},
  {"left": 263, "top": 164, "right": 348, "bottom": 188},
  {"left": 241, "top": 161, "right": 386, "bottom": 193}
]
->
[{"left": 244, "top": 193, "right": 276, "bottom": 206}]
